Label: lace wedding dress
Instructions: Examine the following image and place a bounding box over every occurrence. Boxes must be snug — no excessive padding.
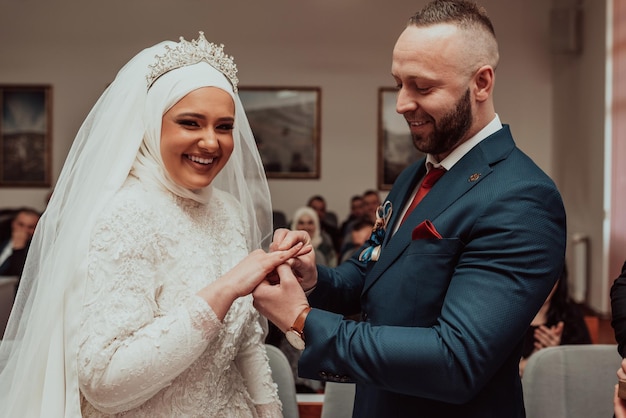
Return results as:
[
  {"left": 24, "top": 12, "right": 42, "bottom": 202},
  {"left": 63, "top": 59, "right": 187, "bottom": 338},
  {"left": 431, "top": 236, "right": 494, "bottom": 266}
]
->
[{"left": 77, "top": 176, "right": 281, "bottom": 417}]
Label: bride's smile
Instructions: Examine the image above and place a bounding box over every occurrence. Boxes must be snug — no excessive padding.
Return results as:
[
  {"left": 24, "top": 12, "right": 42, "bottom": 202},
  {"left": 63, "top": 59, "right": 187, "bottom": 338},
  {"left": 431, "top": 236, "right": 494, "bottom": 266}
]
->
[{"left": 161, "top": 86, "right": 235, "bottom": 190}]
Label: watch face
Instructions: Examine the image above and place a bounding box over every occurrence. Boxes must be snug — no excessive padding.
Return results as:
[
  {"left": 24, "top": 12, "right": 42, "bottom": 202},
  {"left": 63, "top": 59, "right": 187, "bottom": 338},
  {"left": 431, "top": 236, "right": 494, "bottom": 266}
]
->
[{"left": 285, "top": 330, "right": 305, "bottom": 350}]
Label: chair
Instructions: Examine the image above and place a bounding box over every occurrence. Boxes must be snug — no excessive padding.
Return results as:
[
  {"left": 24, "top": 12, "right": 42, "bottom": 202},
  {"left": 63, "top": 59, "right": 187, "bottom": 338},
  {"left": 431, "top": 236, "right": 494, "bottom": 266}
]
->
[
  {"left": 522, "top": 344, "right": 620, "bottom": 418},
  {"left": 320, "top": 382, "right": 355, "bottom": 418},
  {"left": 265, "top": 344, "right": 299, "bottom": 418}
]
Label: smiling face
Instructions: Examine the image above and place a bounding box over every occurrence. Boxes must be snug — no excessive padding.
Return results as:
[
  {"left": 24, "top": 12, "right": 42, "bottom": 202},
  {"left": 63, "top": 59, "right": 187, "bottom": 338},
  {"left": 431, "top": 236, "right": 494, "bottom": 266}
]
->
[
  {"left": 296, "top": 214, "right": 317, "bottom": 238},
  {"left": 160, "top": 87, "right": 235, "bottom": 190},
  {"left": 392, "top": 24, "right": 495, "bottom": 162}
]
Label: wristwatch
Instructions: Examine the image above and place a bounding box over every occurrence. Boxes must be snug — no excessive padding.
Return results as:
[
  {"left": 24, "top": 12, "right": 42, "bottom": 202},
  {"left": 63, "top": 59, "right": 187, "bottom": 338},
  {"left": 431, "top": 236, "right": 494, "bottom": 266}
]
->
[{"left": 285, "top": 306, "right": 311, "bottom": 350}]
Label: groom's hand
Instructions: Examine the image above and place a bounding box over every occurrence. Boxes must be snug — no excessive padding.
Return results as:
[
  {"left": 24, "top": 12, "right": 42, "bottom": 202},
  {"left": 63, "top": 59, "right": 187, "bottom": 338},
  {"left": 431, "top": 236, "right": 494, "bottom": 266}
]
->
[
  {"left": 269, "top": 229, "right": 318, "bottom": 291},
  {"left": 254, "top": 264, "right": 310, "bottom": 332}
]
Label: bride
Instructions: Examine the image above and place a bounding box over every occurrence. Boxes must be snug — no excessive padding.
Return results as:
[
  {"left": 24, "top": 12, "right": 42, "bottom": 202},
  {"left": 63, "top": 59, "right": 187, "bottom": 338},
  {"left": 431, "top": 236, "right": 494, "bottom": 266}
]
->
[{"left": 0, "top": 32, "right": 304, "bottom": 417}]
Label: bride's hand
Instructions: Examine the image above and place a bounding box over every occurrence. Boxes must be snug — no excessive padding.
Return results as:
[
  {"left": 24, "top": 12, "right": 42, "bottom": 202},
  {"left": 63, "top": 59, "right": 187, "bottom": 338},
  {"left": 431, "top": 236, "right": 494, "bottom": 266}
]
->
[
  {"left": 227, "top": 243, "right": 305, "bottom": 297},
  {"left": 196, "top": 243, "right": 303, "bottom": 320}
]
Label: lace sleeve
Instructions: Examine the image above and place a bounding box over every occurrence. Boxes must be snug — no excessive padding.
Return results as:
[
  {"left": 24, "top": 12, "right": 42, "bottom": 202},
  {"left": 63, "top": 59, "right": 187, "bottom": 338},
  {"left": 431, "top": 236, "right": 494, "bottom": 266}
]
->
[
  {"left": 255, "top": 402, "right": 284, "bottom": 418},
  {"left": 234, "top": 312, "right": 282, "bottom": 412},
  {"left": 77, "top": 198, "right": 222, "bottom": 414}
]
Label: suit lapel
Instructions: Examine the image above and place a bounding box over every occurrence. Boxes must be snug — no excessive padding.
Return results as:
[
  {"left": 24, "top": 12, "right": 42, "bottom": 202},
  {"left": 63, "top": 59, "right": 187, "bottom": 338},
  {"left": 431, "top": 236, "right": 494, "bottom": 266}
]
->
[
  {"left": 362, "top": 126, "right": 515, "bottom": 294},
  {"left": 381, "top": 162, "right": 425, "bottom": 248}
]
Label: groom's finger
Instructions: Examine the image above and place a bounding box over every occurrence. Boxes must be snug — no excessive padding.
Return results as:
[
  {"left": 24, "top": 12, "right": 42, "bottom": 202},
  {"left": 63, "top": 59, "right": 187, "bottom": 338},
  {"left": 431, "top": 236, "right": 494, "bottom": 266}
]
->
[
  {"left": 270, "top": 228, "right": 289, "bottom": 251},
  {"left": 276, "top": 263, "right": 297, "bottom": 282}
]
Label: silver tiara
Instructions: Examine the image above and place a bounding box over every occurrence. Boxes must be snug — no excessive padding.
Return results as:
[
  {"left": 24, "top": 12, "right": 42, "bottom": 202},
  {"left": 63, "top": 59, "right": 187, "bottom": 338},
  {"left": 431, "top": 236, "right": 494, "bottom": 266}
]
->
[{"left": 146, "top": 31, "right": 239, "bottom": 91}]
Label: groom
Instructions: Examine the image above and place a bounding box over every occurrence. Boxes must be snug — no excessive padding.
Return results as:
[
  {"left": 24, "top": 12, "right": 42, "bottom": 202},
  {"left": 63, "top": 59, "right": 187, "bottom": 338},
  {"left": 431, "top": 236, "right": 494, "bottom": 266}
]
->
[{"left": 254, "top": 1, "right": 566, "bottom": 417}]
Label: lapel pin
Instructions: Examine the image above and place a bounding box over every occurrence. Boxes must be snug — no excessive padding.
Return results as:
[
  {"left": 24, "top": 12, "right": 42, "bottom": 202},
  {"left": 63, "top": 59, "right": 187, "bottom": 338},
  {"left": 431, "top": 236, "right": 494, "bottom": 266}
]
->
[{"left": 468, "top": 173, "right": 481, "bottom": 182}]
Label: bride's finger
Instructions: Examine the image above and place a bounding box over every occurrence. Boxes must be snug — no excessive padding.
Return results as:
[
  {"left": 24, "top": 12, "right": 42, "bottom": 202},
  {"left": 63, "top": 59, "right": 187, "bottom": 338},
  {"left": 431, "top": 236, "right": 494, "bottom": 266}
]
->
[{"left": 296, "top": 244, "right": 313, "bottom": 257}]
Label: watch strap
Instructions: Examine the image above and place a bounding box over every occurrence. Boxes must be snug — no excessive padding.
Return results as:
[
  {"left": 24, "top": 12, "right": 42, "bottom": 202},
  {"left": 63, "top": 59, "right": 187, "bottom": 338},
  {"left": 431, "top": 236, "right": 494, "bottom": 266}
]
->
[{"left": 290, "top": 305, "right": 311, "bottom": 335}]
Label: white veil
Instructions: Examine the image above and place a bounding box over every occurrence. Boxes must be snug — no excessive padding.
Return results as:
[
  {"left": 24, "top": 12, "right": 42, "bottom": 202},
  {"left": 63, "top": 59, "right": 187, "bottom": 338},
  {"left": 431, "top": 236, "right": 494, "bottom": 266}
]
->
[{"left": 0, "top": 35, "right": 272, "bottom": 417}]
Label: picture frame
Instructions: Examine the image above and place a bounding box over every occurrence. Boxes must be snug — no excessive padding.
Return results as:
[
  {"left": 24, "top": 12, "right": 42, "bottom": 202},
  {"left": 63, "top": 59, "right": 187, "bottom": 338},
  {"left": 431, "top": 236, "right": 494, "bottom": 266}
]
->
[
  {"left": 0, "top": 85, "right": 52, "bottom": 187},
  {"left": 377, "top": 87, "right": 423, "bottom": 190},
  {"left": 239, "top": 86, "right": 321, "bottom": 179}
]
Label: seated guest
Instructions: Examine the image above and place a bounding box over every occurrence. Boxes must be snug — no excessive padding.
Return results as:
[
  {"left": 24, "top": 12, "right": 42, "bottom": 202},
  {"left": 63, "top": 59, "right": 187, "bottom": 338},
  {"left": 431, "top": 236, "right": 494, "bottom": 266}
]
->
[
  {"left": 307, "top": 194, "right": 337, "bottom": 227},
  {"left": 0, "top": 207, "right": 40, "bottom": 277},
  {"left": 340, "top": 194, "right": 366, "bottom": 237},
  {"left": 291, "top": 206, "right": 335, "bottom": 267},
  {"left": 611, "top": 260, "right": 626, "bottom": 415},
  {"left": 519, "top": 264, "right": 591, "bottom": 377},
  {"left": 307, "top": 194, "right": 341, "bottom": 253},
  {"left": 611, "top": 260, "right": 626, "bottom": 356},
  {"left": 339, "top": 218, "right": 374, "bottom": 264},
  {"left": 339, "top": 194, "right": 365, "bottom": 250},
  {"left": 362, "top": 189, "right": 381, "bottom": 223}
]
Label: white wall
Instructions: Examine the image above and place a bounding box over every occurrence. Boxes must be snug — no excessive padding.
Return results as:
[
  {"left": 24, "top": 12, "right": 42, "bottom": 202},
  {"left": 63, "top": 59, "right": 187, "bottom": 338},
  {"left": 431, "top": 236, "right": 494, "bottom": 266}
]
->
[
  {"left": 0, "top": 0, "right": 554, "bottom": 219},
  {"left": 2, "top": 0, "right": 609, "bottom": 312},
  {"left": 552, "top": 0, "right": 610, "bottom": 313}
]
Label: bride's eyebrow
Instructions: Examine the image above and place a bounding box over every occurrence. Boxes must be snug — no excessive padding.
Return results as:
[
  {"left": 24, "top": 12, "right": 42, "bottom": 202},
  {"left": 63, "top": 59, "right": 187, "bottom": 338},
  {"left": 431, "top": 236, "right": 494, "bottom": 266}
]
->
[{"left": 176, "top": 112, "right": 206, "bottom": 119}]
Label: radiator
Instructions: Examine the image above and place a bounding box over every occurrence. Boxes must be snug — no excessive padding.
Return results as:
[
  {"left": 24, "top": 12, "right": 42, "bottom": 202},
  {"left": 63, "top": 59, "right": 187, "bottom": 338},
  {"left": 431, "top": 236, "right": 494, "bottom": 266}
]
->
[{"left": 570, "top": 234, "right": 589, "bottom": 303}]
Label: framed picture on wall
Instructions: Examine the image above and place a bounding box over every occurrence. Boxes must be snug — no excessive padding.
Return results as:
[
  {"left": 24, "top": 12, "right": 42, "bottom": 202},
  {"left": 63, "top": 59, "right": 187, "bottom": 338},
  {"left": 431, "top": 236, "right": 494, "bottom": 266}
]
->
[
  {"left": 0, "top": 85, "right": 52, "bottom": 187},
  {"left": 377, "top": 87, "right": 423, "bottom": 190},
  {"left": 239, "top": 86, "right": 321, "bottom": 179}
]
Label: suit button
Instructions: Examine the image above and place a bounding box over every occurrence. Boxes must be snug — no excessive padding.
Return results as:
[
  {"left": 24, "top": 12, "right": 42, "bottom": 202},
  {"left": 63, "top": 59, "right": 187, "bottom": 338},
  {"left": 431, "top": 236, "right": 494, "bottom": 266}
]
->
[{"left": 362, "top": 312, "right": 368, "bottom": 321}]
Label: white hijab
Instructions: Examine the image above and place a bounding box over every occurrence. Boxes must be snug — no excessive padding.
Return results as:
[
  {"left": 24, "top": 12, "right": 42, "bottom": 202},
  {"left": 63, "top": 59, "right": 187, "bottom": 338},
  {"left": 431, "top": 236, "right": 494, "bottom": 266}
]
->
[
  {"left": 0, "top": 36, "right": 272, "bottom": 417},
  {"left": 291, "top": 206, "right": 323, "bottom": 248}
]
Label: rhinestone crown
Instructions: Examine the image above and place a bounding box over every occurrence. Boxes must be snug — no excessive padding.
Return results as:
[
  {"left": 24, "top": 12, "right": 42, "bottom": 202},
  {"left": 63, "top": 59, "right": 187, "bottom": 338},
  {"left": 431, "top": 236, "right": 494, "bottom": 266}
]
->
[{"left": 146, "top": 31, "right": 239, "bottom": 91}]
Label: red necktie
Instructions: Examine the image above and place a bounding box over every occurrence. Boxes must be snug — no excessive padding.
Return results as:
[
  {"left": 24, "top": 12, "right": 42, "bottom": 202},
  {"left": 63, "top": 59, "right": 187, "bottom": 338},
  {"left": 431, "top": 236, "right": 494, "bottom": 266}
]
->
[{"left": 400, "top": 167, "right": 446, "bottom": 224}]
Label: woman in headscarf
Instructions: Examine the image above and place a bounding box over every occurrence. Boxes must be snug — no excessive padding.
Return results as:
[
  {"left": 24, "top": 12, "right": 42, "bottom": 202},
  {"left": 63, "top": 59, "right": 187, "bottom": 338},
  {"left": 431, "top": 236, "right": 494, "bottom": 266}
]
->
[
  {"left": 0, "top": 32, "right": 305, "bottom": 417},
  {"left": 290, "top": 206, "right": 336, "bottom": 267}
]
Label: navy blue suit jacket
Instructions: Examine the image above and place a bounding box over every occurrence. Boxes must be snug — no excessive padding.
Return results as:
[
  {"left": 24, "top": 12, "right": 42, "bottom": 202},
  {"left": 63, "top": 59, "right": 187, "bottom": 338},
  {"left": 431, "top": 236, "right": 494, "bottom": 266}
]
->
[{"left": 300, "top": 126, "right": 567, "bottom": 417}]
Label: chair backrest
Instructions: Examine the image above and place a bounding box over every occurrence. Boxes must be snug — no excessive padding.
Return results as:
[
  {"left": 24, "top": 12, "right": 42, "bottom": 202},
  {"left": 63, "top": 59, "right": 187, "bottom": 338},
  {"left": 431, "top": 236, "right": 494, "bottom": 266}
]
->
[
  {"left": 320, "top": 382, "right": 355, "bottom": 418},
  {"left": 522, "top": 344, "right": 620, "bottom": 418},
  {"left": 265, "top": 344, "right": 299, "bottom": 418}
]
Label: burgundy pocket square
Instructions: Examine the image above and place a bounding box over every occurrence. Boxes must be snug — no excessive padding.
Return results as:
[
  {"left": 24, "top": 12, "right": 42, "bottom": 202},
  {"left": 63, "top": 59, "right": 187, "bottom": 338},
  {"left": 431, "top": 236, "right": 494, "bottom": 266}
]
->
[{"left": 412, "top": 220, "right": 442, "bottom": 240}]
